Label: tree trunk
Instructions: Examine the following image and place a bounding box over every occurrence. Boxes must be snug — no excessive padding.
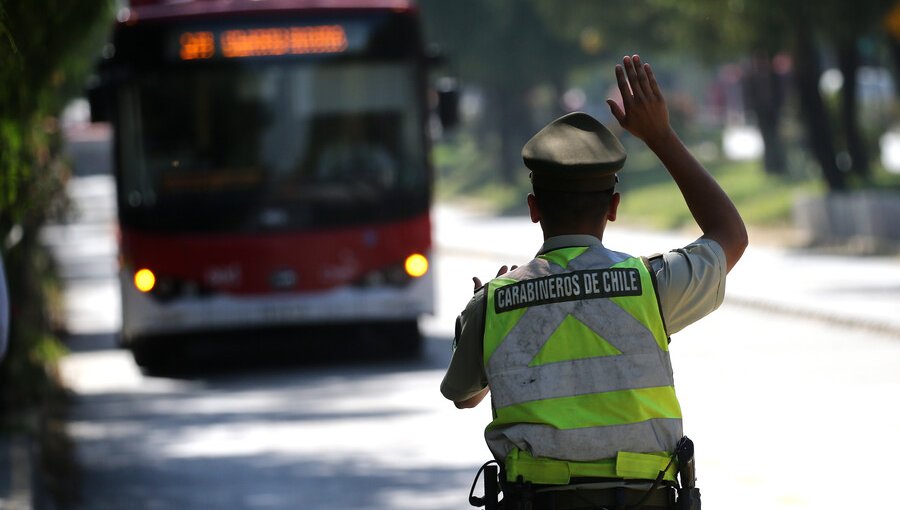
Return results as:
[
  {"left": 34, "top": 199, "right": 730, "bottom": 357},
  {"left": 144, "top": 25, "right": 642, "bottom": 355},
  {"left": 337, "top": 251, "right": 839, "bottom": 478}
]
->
[
  {"left": 493, "top": 85, "right": 531, "bottom": 184},
  {"left": 743, "top": 54, "right": 787, "bottom": 175},
  {"left": 794, "top": 28, "right": 846, "bottom": 191},
  {"left": 887, "top": 35, "right": 900, "bottom": 83},
  {"left": 837, "top": 39, "right": 870, "bottom": 181}
]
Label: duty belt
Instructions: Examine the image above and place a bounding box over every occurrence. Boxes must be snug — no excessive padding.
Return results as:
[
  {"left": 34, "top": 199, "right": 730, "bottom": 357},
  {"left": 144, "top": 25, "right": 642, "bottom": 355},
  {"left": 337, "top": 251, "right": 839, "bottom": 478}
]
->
[
  {"left": 470, "top": 439, "right": 700, "bottom": 510},
  {"left": 532, "top": 484, "right": 676, "bottom": 510},
  {"left": 505, "top": 449, "right": 678, "bottom": 485}
]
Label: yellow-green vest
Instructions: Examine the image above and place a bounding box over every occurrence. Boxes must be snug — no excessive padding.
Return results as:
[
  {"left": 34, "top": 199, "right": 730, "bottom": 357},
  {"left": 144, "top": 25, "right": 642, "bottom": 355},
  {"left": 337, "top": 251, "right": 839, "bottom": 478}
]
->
[{"left": 483, "top": 245, "right": 682, "bottom": 484}]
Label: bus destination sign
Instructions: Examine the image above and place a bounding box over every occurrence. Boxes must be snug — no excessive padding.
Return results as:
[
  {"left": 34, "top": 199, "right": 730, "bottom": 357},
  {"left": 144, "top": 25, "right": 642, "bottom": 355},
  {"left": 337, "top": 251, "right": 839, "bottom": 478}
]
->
[{"left": 179, "top": 25, "right": 349, "bottom": 60}]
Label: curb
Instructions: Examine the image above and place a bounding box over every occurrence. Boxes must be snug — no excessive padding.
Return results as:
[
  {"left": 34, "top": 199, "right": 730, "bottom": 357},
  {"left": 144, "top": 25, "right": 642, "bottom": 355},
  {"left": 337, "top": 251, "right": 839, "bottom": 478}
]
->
[
  {"left": 0, "top": 435, "right": 34, "bottom": 510},
  {"left": 724, "top": 295, "right": 900, "bottom": 339},
  {"left": 1, "top": 411, "right": 66, "bottom": 510}
]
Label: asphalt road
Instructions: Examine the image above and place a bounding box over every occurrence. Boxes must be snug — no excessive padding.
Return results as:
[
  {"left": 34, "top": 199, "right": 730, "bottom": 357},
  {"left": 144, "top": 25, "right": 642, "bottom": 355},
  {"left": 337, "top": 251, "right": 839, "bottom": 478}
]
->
[
  {"left": 52, "top": 129, "right": 900, "bottom": 510},
  {"left": 56, "top": 213, "right": 900, "bottom": 510}
]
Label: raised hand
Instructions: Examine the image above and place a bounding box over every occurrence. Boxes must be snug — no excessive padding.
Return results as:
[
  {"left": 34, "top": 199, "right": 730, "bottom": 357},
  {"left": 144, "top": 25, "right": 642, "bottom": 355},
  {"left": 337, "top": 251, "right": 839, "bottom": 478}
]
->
[{"left": 606, "top": 55, "right": 673, "bottom": 145}]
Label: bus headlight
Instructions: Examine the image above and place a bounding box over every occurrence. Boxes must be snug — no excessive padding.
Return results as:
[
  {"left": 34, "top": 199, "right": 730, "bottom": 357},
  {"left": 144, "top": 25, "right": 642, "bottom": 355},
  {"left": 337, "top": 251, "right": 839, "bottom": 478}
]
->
[
  {"left": 404, "top": 253, "right": 428, "bottom": 278},
  {"left": 134, "top": 268, "right": 156, "bottom": 292},
  {"left": 355, "top": 253, "right": 429, "bottom": 288}
]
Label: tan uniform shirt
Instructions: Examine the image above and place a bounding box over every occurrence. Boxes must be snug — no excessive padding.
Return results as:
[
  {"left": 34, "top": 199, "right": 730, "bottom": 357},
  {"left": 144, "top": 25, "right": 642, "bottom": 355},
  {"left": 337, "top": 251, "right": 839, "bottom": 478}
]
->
[{"left": 440, "top": 234, "right": 727, "bottom": 402}]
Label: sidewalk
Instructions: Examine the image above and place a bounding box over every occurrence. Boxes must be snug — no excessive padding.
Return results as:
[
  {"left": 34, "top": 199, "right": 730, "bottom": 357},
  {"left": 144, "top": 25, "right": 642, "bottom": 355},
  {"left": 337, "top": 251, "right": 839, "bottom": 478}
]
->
[
  {"left": 433, "top": 204, "right": 900, "bottom": 337},
  {"left": 0, "top": 436, "right": 36, "bottom": 510}
]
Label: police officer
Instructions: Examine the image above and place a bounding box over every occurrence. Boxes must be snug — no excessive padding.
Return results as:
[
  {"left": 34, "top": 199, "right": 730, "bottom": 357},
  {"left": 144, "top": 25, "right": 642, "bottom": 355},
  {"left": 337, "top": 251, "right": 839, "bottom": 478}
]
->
[{"left": 441, "top": 55, "right": 748, "bottom": 509}]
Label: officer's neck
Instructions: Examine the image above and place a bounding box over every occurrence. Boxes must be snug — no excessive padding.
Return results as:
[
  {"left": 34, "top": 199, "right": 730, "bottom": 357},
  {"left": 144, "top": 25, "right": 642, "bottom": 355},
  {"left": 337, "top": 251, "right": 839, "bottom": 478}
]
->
[{"left": 540, "top": 222, "right": 607, "bottom": 242}]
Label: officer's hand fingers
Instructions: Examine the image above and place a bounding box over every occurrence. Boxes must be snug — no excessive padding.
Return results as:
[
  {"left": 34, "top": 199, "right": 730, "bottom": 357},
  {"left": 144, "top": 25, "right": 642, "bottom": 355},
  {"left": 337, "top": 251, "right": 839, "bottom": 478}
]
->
[
  {"left": 624, "top": 56, "right": 644, "bottom": 101},
  {"left": 607, "top": 99, "right": 625, "bottom": 124},
  {"left": 614, "top": 64, "right": 632, "bottom": 106},
  {"left": 473, "top": 276, "right": 482, "bottom": 292},
  {"left": 632, "top": 55, "right": 654, "bottom": 99},
  {"left": 644, "top": 62, "right": 663, "bottom": 99}
]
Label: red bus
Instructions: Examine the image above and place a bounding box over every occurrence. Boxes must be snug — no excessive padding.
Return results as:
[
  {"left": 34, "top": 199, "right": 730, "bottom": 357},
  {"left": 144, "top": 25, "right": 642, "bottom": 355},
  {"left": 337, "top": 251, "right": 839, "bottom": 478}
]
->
[{"left": 92, "top": 0, "right": 444, "bottom": 367}]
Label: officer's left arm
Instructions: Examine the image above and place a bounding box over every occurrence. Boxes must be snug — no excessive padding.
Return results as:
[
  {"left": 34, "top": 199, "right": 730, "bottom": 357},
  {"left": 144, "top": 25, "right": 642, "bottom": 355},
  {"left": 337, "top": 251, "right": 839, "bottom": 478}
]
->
[
  {"left": 440, "top": 291, "right": 490, "bottom": 406},
  {"left": 441, "top": 266, "right": 517, "bottom": 409}
]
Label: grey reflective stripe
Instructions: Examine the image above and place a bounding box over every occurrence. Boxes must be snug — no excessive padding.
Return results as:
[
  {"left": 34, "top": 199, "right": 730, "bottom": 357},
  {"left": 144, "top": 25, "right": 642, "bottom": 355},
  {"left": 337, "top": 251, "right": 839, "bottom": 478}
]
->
[
  {"left": 565, "top": 246, "right": 631, "bottom": 270},
  {"left": 513, "top": 257, "right": 554, "bottom": 280},
  {"left": 487, "top": 295, "right": 673, "bottom": 409},
  {"left": 486, "top": 418, "right": 683, "bottom": 462},
  {"left": 490, "top": 354, "right": 674, "bottom": 410}
]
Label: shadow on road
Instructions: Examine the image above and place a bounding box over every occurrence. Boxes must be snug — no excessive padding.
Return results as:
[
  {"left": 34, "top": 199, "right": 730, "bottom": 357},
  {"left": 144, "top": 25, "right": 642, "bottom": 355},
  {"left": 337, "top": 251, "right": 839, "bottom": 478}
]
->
[
  {"left": 68, "top": 453, "right": 475, "bottom": 510},
  {"left": 62, "top": 333, "right": 474, "bottom": 510},
  {"left": 63, "top": 330, "right": 454, "bottom": 381}
]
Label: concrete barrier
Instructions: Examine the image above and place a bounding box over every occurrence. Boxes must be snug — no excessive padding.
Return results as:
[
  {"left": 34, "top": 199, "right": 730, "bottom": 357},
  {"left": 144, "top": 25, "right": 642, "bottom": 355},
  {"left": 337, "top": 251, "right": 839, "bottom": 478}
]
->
[{"left": 793, "top": 191, "right": 900, "bottom": 246}]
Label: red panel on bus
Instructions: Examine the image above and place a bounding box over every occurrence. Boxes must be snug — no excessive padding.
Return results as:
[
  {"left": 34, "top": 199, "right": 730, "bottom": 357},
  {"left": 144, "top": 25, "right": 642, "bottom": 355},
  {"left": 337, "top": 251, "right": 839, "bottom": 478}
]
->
[
  {"left": 120, "top": 213, "right": 431, "bottom": 295},
  {"left": 125, "top": 0, "right": 415, "bottom": 22}
]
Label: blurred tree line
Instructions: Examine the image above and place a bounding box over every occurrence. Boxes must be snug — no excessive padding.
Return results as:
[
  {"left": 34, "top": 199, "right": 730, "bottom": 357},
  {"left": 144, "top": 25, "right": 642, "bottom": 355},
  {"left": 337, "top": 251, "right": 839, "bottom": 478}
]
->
[
  {"left": 419, "top": 0, "right": 900, "bottom": 192},
  {"left": 0, "top": 1, "right": 113, "bottom": 416},
  {"left": 0, "top": 1, "right": 897, "bottom": 412}
]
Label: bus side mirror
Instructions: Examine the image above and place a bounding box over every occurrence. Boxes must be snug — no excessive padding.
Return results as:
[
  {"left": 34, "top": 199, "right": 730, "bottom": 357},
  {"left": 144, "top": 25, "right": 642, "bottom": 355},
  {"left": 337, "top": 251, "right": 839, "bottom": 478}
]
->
[{"left": 436, "top": 77, "right": 460, "bottom": 130}]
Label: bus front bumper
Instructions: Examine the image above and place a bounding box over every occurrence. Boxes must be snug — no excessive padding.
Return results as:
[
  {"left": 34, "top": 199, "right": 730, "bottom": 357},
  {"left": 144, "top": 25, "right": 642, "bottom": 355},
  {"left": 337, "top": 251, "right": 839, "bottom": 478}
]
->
[{"left": 120, "top": 272, "right": 434, "bottom": 342}]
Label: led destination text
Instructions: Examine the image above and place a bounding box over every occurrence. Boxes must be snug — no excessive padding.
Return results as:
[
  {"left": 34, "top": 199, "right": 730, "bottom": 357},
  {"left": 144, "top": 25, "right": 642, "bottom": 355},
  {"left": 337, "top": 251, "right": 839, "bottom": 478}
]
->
[
  {"left": 179, "top": 25, "right": 349, "bottom": 61},
  {"left": 494, "top": 268, "right": 642, "bottom": 313}
]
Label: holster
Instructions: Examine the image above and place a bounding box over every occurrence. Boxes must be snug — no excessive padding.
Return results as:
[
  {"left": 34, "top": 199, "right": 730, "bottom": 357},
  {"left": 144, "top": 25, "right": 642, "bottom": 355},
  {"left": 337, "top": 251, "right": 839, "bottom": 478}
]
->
[
  {"left": 499, "top": 476, "right": 535, "bottom": 510},
  {"left": 676, "top": 487, "right": 700, "bottom": 510},
  {"left": 484, "top": 464, "right": 500, "bottom": 510},
  {"left": 469, "top": 461, "right": 504, "bottom": 510},
  {"left": 674, "top": 436, "right": 701, "bottom": 510}
]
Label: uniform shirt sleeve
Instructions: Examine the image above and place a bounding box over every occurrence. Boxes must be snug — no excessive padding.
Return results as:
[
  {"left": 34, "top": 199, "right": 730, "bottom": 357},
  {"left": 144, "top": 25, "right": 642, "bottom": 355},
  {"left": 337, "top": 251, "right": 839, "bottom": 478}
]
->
[
  {"left": 440, "top": 288, "right": 488, "bottom": 402},
  {"left": 650, "top": 238, "right": 727, "bottom": 335}
]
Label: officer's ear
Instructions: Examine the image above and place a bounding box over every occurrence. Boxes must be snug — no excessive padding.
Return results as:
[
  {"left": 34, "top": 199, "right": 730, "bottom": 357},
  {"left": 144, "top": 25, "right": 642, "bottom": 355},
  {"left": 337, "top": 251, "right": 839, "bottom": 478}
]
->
[
  {"left": 527, "top": 193, "right": 541, "bottom": 224},
  {"left": 606, "top": 192, "right": 621, "bottom": 222}
]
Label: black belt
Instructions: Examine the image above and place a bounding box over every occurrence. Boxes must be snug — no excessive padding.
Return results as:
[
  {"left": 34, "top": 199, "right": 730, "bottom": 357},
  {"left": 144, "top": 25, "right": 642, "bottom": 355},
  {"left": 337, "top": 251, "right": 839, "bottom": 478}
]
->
[{"left": 531, "top": 485, "right": 676, "bottom": 510}]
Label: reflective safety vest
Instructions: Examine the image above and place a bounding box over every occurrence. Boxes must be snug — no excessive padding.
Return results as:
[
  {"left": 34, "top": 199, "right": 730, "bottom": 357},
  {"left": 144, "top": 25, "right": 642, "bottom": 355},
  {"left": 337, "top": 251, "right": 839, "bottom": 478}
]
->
[{"left": 483, "top": 245, "right": 682, "bottom": 484}]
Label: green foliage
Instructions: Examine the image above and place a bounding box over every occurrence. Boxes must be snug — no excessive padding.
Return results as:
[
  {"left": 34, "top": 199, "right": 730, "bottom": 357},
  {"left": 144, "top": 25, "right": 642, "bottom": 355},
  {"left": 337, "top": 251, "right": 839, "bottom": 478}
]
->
[
  {"left": 611, "top": 139, "right": 824, "bottom": 226},
  {"left": 434, "top": 130, "right": 533, "bottom": 213},
  {"left": 532, "top": 0, "right": 682, "bottom": 59},
  {"left": 0, "top": 222, "right": 68, "bottom": 414},
  {"left": 434, "top": 132, "right": 500, "bottom": 197},
  {"left": 422, "top": 0, "right": 900, "bottom": 192},
  {"left": 649, "top": 0, "right": 894, "bottom": 60},
  {"left": 420, "top": 0, "right": 581, "bottom": 89},
  {"left": 420, "top": 0, "right": 586, "bottom": 182},
  {"left": 436, "top": 133, "right": 821, "bottom": 230},
  {"left": 0, "top": 0, "right": 114, "bottom": 417},
  {"left": 613, "top": 157, "right": 821, "bottom": 229},
  {"left": 0, "top": 0, "right": 114, "bottom": 216}
]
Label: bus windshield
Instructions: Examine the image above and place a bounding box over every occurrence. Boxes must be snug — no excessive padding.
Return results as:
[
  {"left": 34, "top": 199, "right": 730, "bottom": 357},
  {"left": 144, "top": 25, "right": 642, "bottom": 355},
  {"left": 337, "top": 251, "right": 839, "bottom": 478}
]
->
[{"left": 117, "top": 60, "right": 427, "bottom": 232}]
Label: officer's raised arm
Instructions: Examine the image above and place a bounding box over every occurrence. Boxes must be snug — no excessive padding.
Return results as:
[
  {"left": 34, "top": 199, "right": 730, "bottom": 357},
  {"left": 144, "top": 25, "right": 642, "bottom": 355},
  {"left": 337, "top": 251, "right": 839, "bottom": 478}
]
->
[{"left": 607, "top": 55, "right": 748, "bottom": 272}]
